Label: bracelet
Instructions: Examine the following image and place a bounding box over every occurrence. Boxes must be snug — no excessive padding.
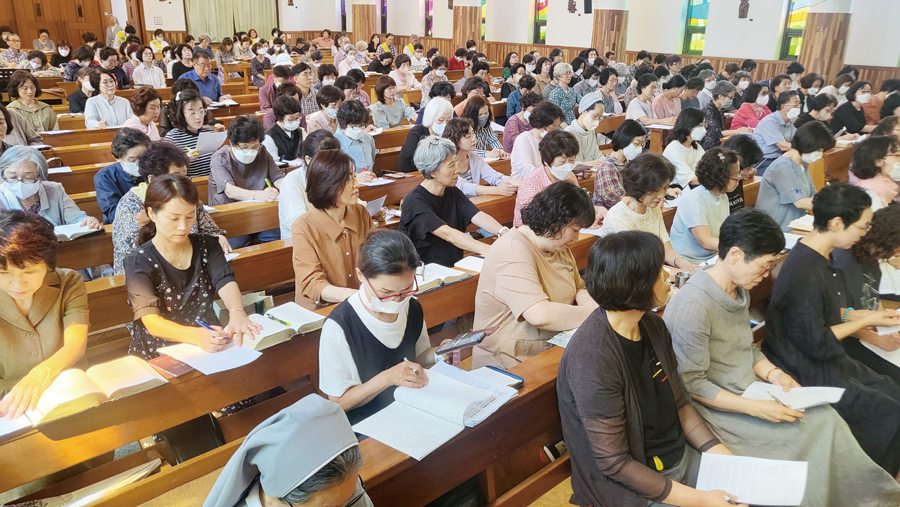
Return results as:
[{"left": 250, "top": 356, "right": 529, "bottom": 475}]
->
[
  {"left": 498, "top": 226, "right": 510, "bottom": 236},
  {"left": 764, "top": 367, "right": 780, "bottom": 383},
  {"left": 228, "top": 308, "right": 246, "bottom": 314},
  {"left": 843, "top": 307, "right": 854, "bottom": 323}
]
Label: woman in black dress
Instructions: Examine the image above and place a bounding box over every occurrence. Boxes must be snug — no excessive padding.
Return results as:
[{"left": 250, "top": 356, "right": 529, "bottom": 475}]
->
[{"left": 123, "top": 174, "right": 262, "bottom": 362}]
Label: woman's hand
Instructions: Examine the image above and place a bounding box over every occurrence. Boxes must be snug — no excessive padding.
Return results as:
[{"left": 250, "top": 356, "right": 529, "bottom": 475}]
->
[
  {"left": 494, "top": 180, "right": 517, "bottom": 196},
  {"left": 769, "top": 369, "right": 801, "bottom": 391},
  {"left": 737, "top": 126, "right": 753, "bottom": 133},
  {"left": 698, "top": 490, "right": 746, "bottom": 507},
  {"left": 97, "top": 120, "right": 108, "bottom": 129},
  {"left": 186, "top": 150, "right": 200, "bottom": 163},
  {"left": 364, "top": 124, "right": 378, "bottom": 133},
  {"left": 135, "top": 209, "right": 151, "bottom": 227},
  {"left": 742, "top": 167, "right": 757, "bottom": 181},
  {"left": 372, "top": 208, "right": 387, "bottom": 222},
  {"left": 487, "top": 148, "right": 509, "bottom": 158},
  {"left": 0, "top": 364, "right": 60, "bottom": 420},
  {"left": 838, "top": 133, "right": 860, "bottom": 141},
  {"left": 751, "top": 399, "right": 804, "bottom": 423},
  {"left": 223, "top": 310, "right": 262, "bottom": 346},
  {"left": 385, "top": 360, "right": 428, "bottom": 388},
  {"left": 213, "top": 123, "right": 227, "bottom": 132},
  {"left": 80, "top": 216, "right": 102, "bottom": 229},
  {"left": 217, "top": 235, "right": 232, "bottom": 254},
  {"left": 356, "top": 171, "right": 377, "bottom": 183},
  {"left": 666, "top": 187, "right": 682, "bottom": 199},
  {"left": 862, "top": 331, "right": 900, "bottom": 352},
  {"left": 674, "top": 257, "right": 697, "bottom": 273},
  {"left": 260, "top": 187, "right": 279, "bottom": 202},
  {"left": 863, "top": 309, "right": 900, "bottom": 328},
  {"left": 190, "top": 324, "right": 232, "bottom": 352}
]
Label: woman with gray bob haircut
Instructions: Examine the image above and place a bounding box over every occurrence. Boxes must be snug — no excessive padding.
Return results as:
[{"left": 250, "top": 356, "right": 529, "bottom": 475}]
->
[
  {"left": 0, "top": 145, "right": 101, "bottom": 229},
  {"left": 399, "top": 135, "right": 507, "bottom": 266},
  {"left": 204, "top": 394, "right": 372, "bottom": 507}
]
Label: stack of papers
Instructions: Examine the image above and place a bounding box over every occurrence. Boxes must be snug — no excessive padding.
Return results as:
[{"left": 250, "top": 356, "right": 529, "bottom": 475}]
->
[
  {"left": 861, "top": 337, "right": 900, "bottom": 368},
  {"left": 696, "top": 453, "right": 808, "bottom": 506},
  {"left": 209, "top": 98, "right": 239, "bottom": 107},
  {"left": 453, "top": 256, "right": 484, "bottom": 273},
  {"left": 48, "top": 166, "right": 72, "bottom": 174},
  {"left": 579, "top": 227, "right": 604, "bottom": 237},
  {"left": 158, "top": 343, "right": 261, "bottom": 375},
  {"left": 740, "top": 381, "right": 844, "bottom": 410}
]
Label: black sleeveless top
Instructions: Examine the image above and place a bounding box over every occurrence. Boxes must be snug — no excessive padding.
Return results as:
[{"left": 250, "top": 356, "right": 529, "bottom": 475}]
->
[
  {"left": 328, "top": 297, "right": 425, "bottom": 425},
  {"left": 265, "top": 124, "right": 303, "bottom": 161}
]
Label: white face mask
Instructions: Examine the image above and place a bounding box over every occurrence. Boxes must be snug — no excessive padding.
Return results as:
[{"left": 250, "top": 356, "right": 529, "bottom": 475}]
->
[
  {"left": 274, "top": 81, "right": 282, "bottom": 89},
  {"left": 274, "top": 46, "right": 282, "bottom": 52},
  {"left": 890, "top": 162, "right": 900, "bottom": 182},
  {"left": 257, "top": 48, "right": 268, "bottom": 55},
  {"left": 738, "top": 80, "right": 750, "bottom": 90},
  {"left": 838, "top": 85, "right": 850, "bottom": 95},
  {"left": 587, "top": 57, "right": 595, "bottom": 65},
  {"left": 59, "top": 49, "right": 69, "bottom": 57},
  {"left": 790, "top": 81, "right": 799, "bottom": 90},
  {"left": 722, "top": 98, "right": 733, "bottom": 109},
  {"left": 549, "top": 162, "right": 573, "bottom": 180},
  {"left": 608, "top": 60, "right": 616, "bottom": 66},
  {"left": 232, "top": 148, "right": 258, "bottom": 164},
  {"left": 523, "top": 111, "right": 531, "bottom": 122},
  {"left": 808, "top": 87, "right": 820, "bottom": 95},
  {"left": 623, "top": 143, "right": 642, "bottom": 161},
  {"left": 121, "top": 161, "right": 141, "bottom": 177},
  {"left": 431, "top": 122, "right": 446, "bottom": 135},
  {"left": 704, "top": 80, "right": 716, "bottom": 90},
  {"left": 786, "top": 107, "right": 801, "bottom": 120},
  {"left": 415, "top": 53, "right": 423, "bottom": 59},
  {"left": 690, "top": 126, "right": 707, "bottom": 141},
  {"left": 30, "top": 61, "right": 40, "bottom": 70},
  {"left": 540, "top": 129, "right": 548, "bottom": 138},
  {"left": 856, "top": 93, "right": 872, "bottom": 104},
  {"left": 361, "top": 285, "right": 410, "bottom": 314},
  {"left": 312, "top": 62, "right": 321, "bottom": 68},
  {"left": 7, "top": 180, "right": 40, "bottom": 200},
  {"left": 82, "top": 79, "right": 94, "bottom": 92},
  {"left": 435, "top": 69, "right": 446, "bottom": 77},
  {"left": 801, "top": 150, "right": 823, "bottom": 164},
  {"left": 325, "top": 107, "right": 338, "bottom": 119},
  {"left": 756, "top": 94, "right": 769, "bottom": 106},
  {"left": 617, "top": 76, "right": 626, "bottom": 84},
  {"left": 588, "top": 78, "right": 598, "bottom": 87},
  {"left": 156, "top": 36, "right": 164, "bottom": 42},
  {"left": 322, "top": 78, "right": 336, "bottom": 87},
  {"left": 283, "top": 119, "right": 301, "bottom": 131},
  {"left": 575, "top": 68, "right": 583, "bottom": 76},
  {"left": 525, "top": 64, "right": 535, "bottom": 73},
  {"left": 344, "top": 126, "right": 364, "bottom": 140},
  {"left": 79, "top": 60, "right": 91, "bottom": 68}
]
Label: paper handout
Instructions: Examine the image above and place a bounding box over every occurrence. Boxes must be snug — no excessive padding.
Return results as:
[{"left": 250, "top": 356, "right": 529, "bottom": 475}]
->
[
  {"left": 157, "top": 342, "right": 261, "bottom": 375},
  {"left": 195, "top": 131, "right": 228, "bottom": 154},
  {"left": 696, "top": 453, "right": 808, "bottom": 506},
  {"left": 740, "top": 381, "right": 844, "bottom": 410}
]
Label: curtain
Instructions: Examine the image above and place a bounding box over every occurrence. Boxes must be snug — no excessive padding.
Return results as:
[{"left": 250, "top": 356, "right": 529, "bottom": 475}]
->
[{"left": 185, "top": 0, "right": 277, "bottom": 42}]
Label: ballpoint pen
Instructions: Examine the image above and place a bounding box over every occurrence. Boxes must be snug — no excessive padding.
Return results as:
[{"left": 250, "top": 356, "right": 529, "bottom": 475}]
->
[
  {"left": 769, "top": 392, "right": 804, "bottom": 424},
  {"left": 195, "top": 317, "right": 231, "bottom": 341}
]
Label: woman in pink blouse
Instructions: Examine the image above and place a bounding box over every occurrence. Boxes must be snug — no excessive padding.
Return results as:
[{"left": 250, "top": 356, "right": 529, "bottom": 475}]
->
[
  {"left": 503, "top": 91, "right": 542, "bottom": 153},
  {"left": 731, "top": 83, "right": 772, "bottom": 129},
  {"left": 652, "top": 74, "right": 685, "bottom": 120}
]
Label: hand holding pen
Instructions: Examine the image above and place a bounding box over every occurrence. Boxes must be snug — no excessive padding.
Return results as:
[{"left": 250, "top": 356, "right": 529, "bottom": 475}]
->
[{"left": 194, "top": 317, "right": 233, "bottom": 353}]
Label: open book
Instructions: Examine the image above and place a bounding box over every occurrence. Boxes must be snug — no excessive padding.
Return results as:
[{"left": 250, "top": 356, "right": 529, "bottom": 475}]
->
[
  {"left": 26, "top": 356, "right": 167, "bottom": 425},
  {"left": 788, "top": 214, "right": 815, "bottom": 232},
  {"left": 241, "top": 302, "right": 325, "bottom": 351},
  {"left": 54, "top": 224, "right": 103, "bottom": 241},
  {"left": 740, "top": 381, "right": 844, "bottom": 410},
  {"left": 209, "top": 98, "right": 239, "bottom": 107},
  {"left": 416, "top": 263, "right": 469, "bottom": 293},
  {"left": 352, "top": 366, "right": 502, "bottom": 460},
  {"left": 453, "top": 256, "right": 484, "bottom": 273}
]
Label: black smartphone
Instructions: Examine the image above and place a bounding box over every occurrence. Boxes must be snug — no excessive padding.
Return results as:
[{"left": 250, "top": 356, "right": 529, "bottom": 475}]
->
[{"left": 436, "top": 330, "right": 487, "bottom": 355}]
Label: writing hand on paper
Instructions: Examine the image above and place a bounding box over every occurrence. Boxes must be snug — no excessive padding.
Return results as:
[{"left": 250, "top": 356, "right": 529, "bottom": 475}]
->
[
  {"left": 356, "top": 171, "right": 376, "bottom": 183},
  {"left": 260, "top": 187, "right": 279, "bottom": 202},
  {"left": 364, "top": 124, "right": 378, "bottom": 133},
  {"left": 769, "top": 369, "right": 801, "bottom": 391},
  {"left": 186, "top": 150, "right": 200, "bottom": 163},
  {"left": 79, "top": 216, "right": 102, "bottom": 229},
  {"left": 191, "top": 324, "right": 232, "bottom": 352},
  {"left": 224, "top": 311, "right": 262, "bottom": 346},
  {"left": 97, "top": 120, "right": 108, "bottom": 129},
  {"left": 387, "top": 360, "right": 428, "bottom": 389},
  {"left": 700, "top": 490, "right": 746, "bottom": 507},
  {"left": 0, "top": 364, "right": 58, "bottom": 420},
  {"left": 752, "top": 399, "right": 804, "bottom": 423},
  {"left": 666, "top": 187, "right": 682, "bottom": 199}
]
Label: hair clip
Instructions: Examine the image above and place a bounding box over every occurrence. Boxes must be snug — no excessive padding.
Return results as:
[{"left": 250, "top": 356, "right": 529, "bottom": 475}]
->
[
  {"left": 175, "top": 91, "right": 183, "bottom": 101},
  {"left": 718, "top": 152, "right": 726, "bottom": 162}
]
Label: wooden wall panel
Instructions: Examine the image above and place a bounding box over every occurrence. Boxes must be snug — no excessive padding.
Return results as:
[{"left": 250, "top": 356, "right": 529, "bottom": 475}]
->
[
  {"left": 11, "top": 0, "right": 105, "bottom": 50},
  {"left": 393, "top": 36, "right": 455, "bottom": 60},
  {"left": 592, "top": 9, "right": 627, "bottom": 57},
  {"left": 452, "top": 6, "right": 480, "bottom": 50},
  {"left": 0, "top": 0, "right": 16, "bottom": 35},
  {"left": 351, "top": 4, "right": 376, "bottom": 47},
  {"left": 799, "top": 12, "right": 850, "bottom": 84},
  {"left": 282, "top": 31, "right": 355, "bottom": 46}
]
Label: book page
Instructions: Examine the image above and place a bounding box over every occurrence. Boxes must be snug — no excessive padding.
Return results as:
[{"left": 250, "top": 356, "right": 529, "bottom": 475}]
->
[
  {"left": 157, "top": 342, "right": 261, "bottom": 375},
  {"left": 0, "top": 415, "right": 31, "bottom": 438},
  {"left": 359, "top": 178, "right": 394, "bottom": 186},
  {"left": 430, "top": 362, "right": 517, "bottom": 427},
  {"left": 244, "top": 313, "right": 292, "bottom": 345},
  {"left": 29, "top": 369, "right": 105, "bottom": 422},
  {"left": 54, "top": 224, "right": 98, "bottom": 241},
  {"left": 86, "top": 356, "right": 167, "bottom": 399},
  {"left": 453, "top": 256, "right": 484, "bottom": 273},
  {"left": 740, "top": 381, "right": 844, "bottom": 410},
  {"left": 696, "top": 453, "right": 808, "bottom": 506},
  {"left": 351, "top": 401, "right": 464, "bottom": 461},
  {"left": 394, "top": 370, "right": 495, "bottom": 426},
  {"left": 265, "top": 302, "right": 325, "bottom": 329}
]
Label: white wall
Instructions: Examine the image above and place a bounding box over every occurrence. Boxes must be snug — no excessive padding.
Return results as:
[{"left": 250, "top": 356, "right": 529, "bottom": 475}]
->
[
  {"left": 703, "top": 0, "right": 787, "bottom": 61},
  {"left": 279, "top": 0, "right": 341, "bottom": 32},
  {"left": 143, "top": 0, "right": 187, "bottom": 32},
  {"left": 387, "top": 0, "right": 424, "bottom": 35},
  {"left": 845, "top": 0, "right": 900, "bottom": 67},
  {"left": 485, "top": 0, "right": 532, "bottom": 44},
  {"left": 431, "top": 0, "right": 453, "bottom": 39},
  {"left": 625, "top": 0, "right": 684, "bottom": 55},
  {"left": 545, "top": 0, "right": 594, "bottom": 47},
  {"left": 109, "top": 0, "right": 129, "bottom": 27}
]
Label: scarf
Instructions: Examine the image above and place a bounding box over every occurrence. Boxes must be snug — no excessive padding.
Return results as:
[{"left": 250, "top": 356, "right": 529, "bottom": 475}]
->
[{"left": 855, "top": 173, "right": 899, "bottom": 207}]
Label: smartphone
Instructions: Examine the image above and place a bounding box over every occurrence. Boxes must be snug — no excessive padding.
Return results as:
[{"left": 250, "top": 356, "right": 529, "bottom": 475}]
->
[
  {"left": 436, "top": 330, "right": 487, "bottom": 355},
  {"left": 484, "top": 366, "right": 524, "bottom": 389}
]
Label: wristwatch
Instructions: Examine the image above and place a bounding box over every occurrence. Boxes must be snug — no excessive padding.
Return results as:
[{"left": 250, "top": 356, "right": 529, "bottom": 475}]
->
[{"left": 498, "top": 226, "right": 510, "bottom": 236}]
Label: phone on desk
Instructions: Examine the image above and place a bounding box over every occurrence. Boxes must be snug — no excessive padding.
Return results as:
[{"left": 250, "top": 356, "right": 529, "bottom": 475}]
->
[
  {"left": 483, "top": 366, "right": 525, "bottom": 389},
  {"left": 435, "top": 326, "right": 498, "bottom": 355}
]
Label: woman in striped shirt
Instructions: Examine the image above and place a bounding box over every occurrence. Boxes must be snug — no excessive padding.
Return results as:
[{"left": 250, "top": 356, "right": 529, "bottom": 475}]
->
[
  {"left": 132, "top": 46, "right": 166, "bottom": 88},
  {"left": 462, "top": 96, "right": 507, "bottom": 159},
  {"left": 163, "top": 89, "right": 216, "bottom": 177}
]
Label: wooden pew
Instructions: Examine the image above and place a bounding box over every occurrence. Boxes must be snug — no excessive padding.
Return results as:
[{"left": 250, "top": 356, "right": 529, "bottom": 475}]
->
[
  {"left": 808, "top": 145, "right": 855, "bottom": 190},
  {"left": 55, "top": 82, "right": 246, "bottom": 101},
  {"left": 41, "top": 115, "right": 242, "bottom": 148}
]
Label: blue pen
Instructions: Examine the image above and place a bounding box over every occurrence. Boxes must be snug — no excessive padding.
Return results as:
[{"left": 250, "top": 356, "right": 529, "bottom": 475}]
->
[{"left": 195, "top": 317, "right": 230, "bottom": 341}]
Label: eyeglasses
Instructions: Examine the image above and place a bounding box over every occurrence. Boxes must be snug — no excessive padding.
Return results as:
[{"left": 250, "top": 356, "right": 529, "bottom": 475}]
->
[
  {"left": 284, "top": 477, "right": 367, "bottom": 507},
  {"left": 365, "top": 275, "right": 418, "bottom": 301},
  {"left": 752, "top": 258, "right": 778, "bottom": 275},
  {"left": 186, "top": 108, "right": 207, "bottom": 117},
  {"left": 3, "top": 176, "right": 39, "bottom": 184},
  {"left": 852, "top": 222, "right": 872, "bottom": 233}
]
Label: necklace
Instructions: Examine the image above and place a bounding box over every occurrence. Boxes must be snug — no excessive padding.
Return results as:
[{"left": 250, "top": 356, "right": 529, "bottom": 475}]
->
[{"left": 158, "top": 242, "right": 189, "bottom": 268}]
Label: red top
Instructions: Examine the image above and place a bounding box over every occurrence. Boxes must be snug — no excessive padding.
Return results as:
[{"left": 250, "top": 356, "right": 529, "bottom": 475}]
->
[
  {"left": 448, "top": 57, "right": 466, "bottom": 70},
  {"left": 731, "top": 102, "right": 772, "bottom": 129}
]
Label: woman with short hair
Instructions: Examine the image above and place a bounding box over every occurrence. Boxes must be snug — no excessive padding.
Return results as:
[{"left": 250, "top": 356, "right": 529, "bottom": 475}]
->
[
  {"left": 510, "top": 101, "right": 565, "bottom": 179},
  {"left": 388, "top": 54, "right": 420, "bottom": 91},
  {"left": 112, "top": 141, "right": 226, "bottom": 275},
  {"left": 548, "top": 63, "right": 581, "bottom": 126},
  {"left": 306, "top": 85, "right": 343, "bottom": 134},
  {"left": 558, "top": 230, "right": 740, "bottom": 507},
  {"left": 503, "top": 90, "right": 541, "bottom": 153},
  {"left": 399, "top": 136, "right": 505, "bottom": 266},
  {"left": 514, "top": 130, "right": 584, "bottom": 227},
  {"left": 337, "top": 44, "right": 363, "bottom": 76},
  {"left": 0, "top": 210, "right": 92, "bottom": 420},
  {"left": 730, "top": 83, "right": 772, "bottom": 129},
  {"left": 397, "top": 97, "right": 454, "bottom": 173},
  {"left": 291, "top": 150, "right": 374, "bottom": 310},
  {"left": 6, "top": 70, "right": 58, "bottom": 132},
  {"left": 94, "top": 127, "right": 150, "bottom": 224},
  {"left": 371, "top": 75, "right": 416, "bottom": 129},
  {"left": 262, "top": 94, "right": 305, "bottom": 162},
  {"left": 461, "top": 95, "right": 506, "bottom": 159},
  {"left": 662, "top": 108, "right": 707, "bottom": 188},
  {"left": 849, "top": 135, "right": 900, "bottom": 211},
  {"left": 474, "top": 181, "right": 598, "bottom": 369},
  {"left": 131, "top": 45, "right": 166, "bottom": 88},
  {"left": 604, "top": 152, "right": 696, "bottom": 271},
  {"left": 443, "top": 118, "right": 518, "bottom": 197},
  {"left": 84, "top": 69, "right": 132, "bottom": 129},
  {"left": 17, "top": 50, "right": 60, "bottom": 77},
  {"left": 593, "top": 119, "right": 647, "bottom": 210},
  {"left": 670, "top": 148, "right": 741, "bottom": 263},
  {"left": 652, "top": 74, "right": 685, "bottom": 120},
  {"left": 700, "top": 80, "right": 750, "bottom": 149},
  {"left": 122, "top": 86, "right": 162, "bottom": 141},
  {"left": 420, "top": 55, "right": 449, "bottom": 110},
  {"left": 832, "top": 81, "right": 877, "bottom": 135},
  {"left": 722, "top": 134, "right": 763, "bottom": 212},
  {"left": 50, "top": 40, "right": 72, "bottom": 68}
]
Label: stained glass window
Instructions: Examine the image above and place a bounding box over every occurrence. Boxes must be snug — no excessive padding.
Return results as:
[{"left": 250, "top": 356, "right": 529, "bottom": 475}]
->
[
  {"left": 425, "top": 0, "right": 434, "bottom": 37},
  {"left": 481, "top": 0, "right": 487, "bottom": 40},
  {"left": 683, "top": 0, "right": 708, "bottom": 55},
  {"left": 534, "top": 0, "right": 547, "bottom": 44},
  {"left": 781, "top": 0, "right": 809, "bottom": 60}
]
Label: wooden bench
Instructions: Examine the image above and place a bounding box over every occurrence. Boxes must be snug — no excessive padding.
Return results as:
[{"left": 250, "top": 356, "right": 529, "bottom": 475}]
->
[
  {"left": 40, "top": 116, "right": 244, "bottom": 148},
  {"left": 809, "top": 145, "right": 855, "bottom": 190},
  {"left": 55, "top": 82, "right": 247, "bottom": 100}
]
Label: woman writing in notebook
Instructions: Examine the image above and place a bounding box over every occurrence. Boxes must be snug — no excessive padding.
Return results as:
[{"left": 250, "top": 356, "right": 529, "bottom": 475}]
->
[
  {"left": 0, "top": 210, "right": 90, "bottom": 420},
  {"left": 318, "top": 230, "right": 446, "bottom": 425}
]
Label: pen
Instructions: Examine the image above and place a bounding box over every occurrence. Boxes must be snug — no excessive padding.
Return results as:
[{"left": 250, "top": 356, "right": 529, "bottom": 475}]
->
[
  {"left": 723, "top": 495, "right": 738, "bottom": 505},
  {"left": 265, "top": 178, "right": 273, "bottom": 188},
  {"left": 403, "top": 357, "right": 419, "bottom": 375},
  {"left": 195, "top": 317, "right": 230, "bottom": 341},
  {"left": 769, "top": 392, "right": 805, "bottom": 424},
  {"left": 266, "top": 314, "right": 291, "bottom": 328}
]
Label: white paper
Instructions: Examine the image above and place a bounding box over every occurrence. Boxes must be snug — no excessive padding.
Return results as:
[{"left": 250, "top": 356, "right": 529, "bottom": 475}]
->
[
  {"left": 359, "top": 178, "right": 394, "bottom": 186},
  {"left": 393, "top": 370, "right": 495, "bottom": 425},
  {"left": 209, "top": 98, "right": 239, "bottom": 107},
  {"left": 454, "top": 256, "right": 484, "bottom": 273},
  {"left": 696, "top": 453, "right": 808, "bottom": 506},
  {"left": 48, "top": 166, "right": 73, "bottom": 174},
  {"left": 663, "top": 195, "right": 681, "bottom": 209},
  {"left": 157, "top": 342, "right": 261, "bottom": 375},
  {"left": 580, "top": 227, "right": 604, "bottom": 237},
  {"left": 368, "top": 127, "right": 384, "bottom": 136},
  {"left": 430, "top": 362, "right": 517, "bottom": 427},
  {"left": 877, "top": 325, "right": 900, "bottom": 336},
  {"left": 385, "top": 208, "right": 402, "bottom": 218},
  {"left": 482, "top": 157, "right": 500, "bottom": 163},
  {"left": 646, "top": 124, "right": 674, "bottom": 130},
  {"left": 490, "top": 121, "right": 504, "bottom": 132},
  {"left": 0, "top": 415, "right": 31, "bottom": 437},
  {"left": 365, "top": 195, "right": 386, "bottom": 217},
  {"left": 54, "top": 223, "right": 99, "bottom": 241},
  {"left": 699, "top": 256, "right": 718, "bottom": 268},
  {"left": 352, "top": 401, "right": 464, "bottom": 460},
  {"left": 202, "top": 204, "right": 220, "bottom": 213},
  {"left": 783, "top": 232, "right": 803, "bottom": 250},
  {"left": 740, "top": 381, "right": 844, "bottom": 410},
  {"left": 788, "top": 214, "right": 815, "bottom": 232},
  {"left": 860, "top": 340, "right": 900, "bottom": 367},
  {"left": 195, "top": 131, "right": 228, "bottom": 155},
  {"left": 225, "top": 252, "right": 240, "bottom": 262}
]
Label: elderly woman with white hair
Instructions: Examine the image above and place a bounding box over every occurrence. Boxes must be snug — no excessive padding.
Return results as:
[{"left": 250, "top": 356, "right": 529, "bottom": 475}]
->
[
  {"left": 613, "top": 62, "right": 630, "bottom": 97},
  {"left": 397, "top": 97, "right": 455, "bottom": 173},
  {"left": 0, "top": 146, "right": 101, "bottom": 229},
  {"left": 399, "top": 136, "right": 506, "bottom": 266},
  {"left": 697, "top": 69, "right": 718, "bottom": 110},
  {"left": 548, "top": 63, "right": 582, "bottom": 126},
  {"left": 354, "top": 41, "right": 372, "bottom": 66},
  {"left": 337, "top": 45, "right": 362, "bottom": 77}
]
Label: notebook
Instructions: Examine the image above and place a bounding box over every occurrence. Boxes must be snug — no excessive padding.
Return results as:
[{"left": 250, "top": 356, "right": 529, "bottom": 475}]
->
[
  {"left": 416, "top": 263, "right": 469, "bottom": 293},
  {"left": 352, "top": 365, "right": 504, "bottom": 460},
  {"left": 788, "top": 214, "right": 815, "bottom": 232},
  {"left": 25, "top": 356, "right": 167, "bottom": 425},
  {"left": 54, "top": 224, "right": 103, "bottom": 241}
]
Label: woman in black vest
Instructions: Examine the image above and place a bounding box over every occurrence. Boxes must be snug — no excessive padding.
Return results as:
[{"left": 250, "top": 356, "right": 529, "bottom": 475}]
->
[
  {"left": 262, "top": 94, "right": 305, "bottom": 162},
  {"left": 318, "top": 229, "right": 438, "bottom": 424}
]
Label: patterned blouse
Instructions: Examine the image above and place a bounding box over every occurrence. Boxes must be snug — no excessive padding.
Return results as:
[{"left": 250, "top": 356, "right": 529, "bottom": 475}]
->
[
  {"left": 474, "top": 125, "right": 502, "bottom": 158},
  {"left": 503, "top": 114, "right": 531, "bottom": 154},
  {"left": 701, "top": 101, "right": 725, "bottom": 150},
  {"left": 420, "top": 72, "right": 448, "bottom": 109},
  {"left": 251, "top": 56, "right": 271, "bottom": 87},
  {"left": 593, "top": 154, "right": 626, "bottom": 209},
  {"left": 549, "top": 85, "right": 582, "bottom": 125}
]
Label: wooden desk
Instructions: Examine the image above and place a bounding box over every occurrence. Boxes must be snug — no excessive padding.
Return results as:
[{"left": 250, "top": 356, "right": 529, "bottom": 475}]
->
[
  {"left": 55, "top": 82, "right": 246, "bottom": 101},
  {"left": 42, "top": 116, "right": 243, "bottom": 148},
  {"left": 647, "top": 125, "right": 674, "bottom": 153},
  {"left": 808, "top": 145, "right": 855, "bottom": 190}
]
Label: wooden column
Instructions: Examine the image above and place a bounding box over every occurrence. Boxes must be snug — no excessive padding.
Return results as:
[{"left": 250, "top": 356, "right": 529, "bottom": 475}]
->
[
  {"left": 591, "top": 9, "right": 627, "bottom": 55},
  {"left": 798, "top": 12, "right": 851, "bottom": 82},
  {"left": 352, "top": 4, "right": 377, "bottom": 43},
  {"left": 453, "top": 6, "right": 480, "bottom": 50}
]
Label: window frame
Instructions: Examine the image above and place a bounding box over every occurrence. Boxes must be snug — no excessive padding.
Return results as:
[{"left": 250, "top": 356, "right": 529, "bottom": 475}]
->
[
  {"left": 682, "top": 0, "right": 708, "bottom": 56},
  {"left": 533, "top": 0, "right": 547, "bottom": 45},
  {"left": 779, "top": 0, "right": 809, "bottom": 61},
  {"left": 425, "top": 0, "right": 434, "bottom": 37}
]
